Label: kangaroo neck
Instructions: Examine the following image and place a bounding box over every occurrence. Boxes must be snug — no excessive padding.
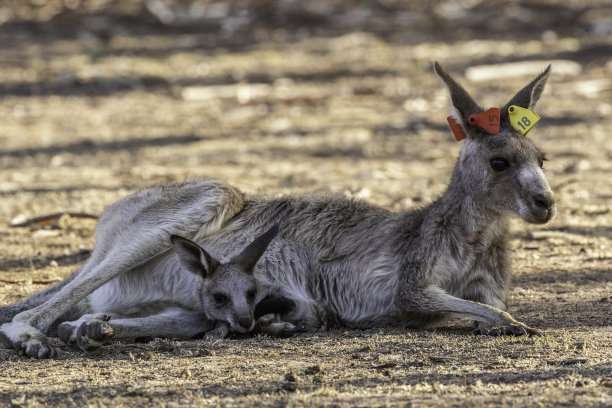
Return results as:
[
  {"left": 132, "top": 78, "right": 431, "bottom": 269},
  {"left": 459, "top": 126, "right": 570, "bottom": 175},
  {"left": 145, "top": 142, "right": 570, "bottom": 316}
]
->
[{"left": 421, "top": 166, "right": 509, "bottom": 244}]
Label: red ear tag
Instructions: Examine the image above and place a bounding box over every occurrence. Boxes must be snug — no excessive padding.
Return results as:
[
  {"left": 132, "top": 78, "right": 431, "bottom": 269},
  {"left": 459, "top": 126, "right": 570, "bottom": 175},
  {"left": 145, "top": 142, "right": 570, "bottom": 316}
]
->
[
  {"left": 447, "top": 116, "right": 466, "bottom": 141},
  {"left": 467, "top": 107, "right": 500, "bottom": 135}
]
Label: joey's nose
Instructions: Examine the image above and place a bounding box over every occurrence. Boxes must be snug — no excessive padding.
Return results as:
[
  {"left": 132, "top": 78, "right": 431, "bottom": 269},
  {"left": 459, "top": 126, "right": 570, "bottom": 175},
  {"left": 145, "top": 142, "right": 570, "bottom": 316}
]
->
[
  {"left": 238, "top": 315, "right": 253, "bottom": 330},
  {"left": 533, "top": 192, "right": 555, "bottom": 210}
]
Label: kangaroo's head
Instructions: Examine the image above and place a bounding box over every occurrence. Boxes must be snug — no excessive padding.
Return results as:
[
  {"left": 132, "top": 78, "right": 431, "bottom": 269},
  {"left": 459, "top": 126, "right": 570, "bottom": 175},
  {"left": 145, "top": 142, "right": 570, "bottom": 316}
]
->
[
  {"left": 171, "top": 224, "right": 279, "bottom": 334},
  {"left": 435, "top": 62, "right": 556, "bottom": 224}
]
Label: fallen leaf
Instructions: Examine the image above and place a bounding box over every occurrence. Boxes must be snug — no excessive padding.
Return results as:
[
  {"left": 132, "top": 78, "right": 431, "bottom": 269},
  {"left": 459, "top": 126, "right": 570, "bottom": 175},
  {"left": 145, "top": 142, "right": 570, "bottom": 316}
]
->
[{"left": 374, "top": 363, "right": 398, "bottom": 369}]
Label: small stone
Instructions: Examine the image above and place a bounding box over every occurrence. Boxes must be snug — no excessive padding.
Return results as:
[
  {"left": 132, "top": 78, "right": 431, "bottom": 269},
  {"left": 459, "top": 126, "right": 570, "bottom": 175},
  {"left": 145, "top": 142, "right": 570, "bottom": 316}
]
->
[
  {"left": 304, "top": 365, "right": 322, "bottom": 375},
  {"left": 180, "top": 368, "right": 191, "bottom": 379},
  {"left": 136, "top": 351, "right": 154, "bottom": 360},
  {"left": 195, "top": 348, "right": 214, "bottom": 357},
  {"left": 281, "top": 382, "right": 297, "bottom": 392},
  {"left": 284, "top": 372, "right": 297, "bottom": 382},
  {"left": 409, "top": 359, "right": 424, "bottom": 367},
  {"left": 312, "top": 374, "right": 323, "bottom": 384},
  {"left": 32, "top": 230, "right": 61, "bottom": 238}
]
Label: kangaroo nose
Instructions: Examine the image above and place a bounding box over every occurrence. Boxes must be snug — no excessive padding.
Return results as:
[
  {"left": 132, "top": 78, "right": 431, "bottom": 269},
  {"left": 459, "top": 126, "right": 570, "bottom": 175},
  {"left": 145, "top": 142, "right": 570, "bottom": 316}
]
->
[
  {"left": 533, "top": 192, "right": 555, "bottom": 210},
  {"left": 238, "top": 315, "right": 253, "bottom": 330}
]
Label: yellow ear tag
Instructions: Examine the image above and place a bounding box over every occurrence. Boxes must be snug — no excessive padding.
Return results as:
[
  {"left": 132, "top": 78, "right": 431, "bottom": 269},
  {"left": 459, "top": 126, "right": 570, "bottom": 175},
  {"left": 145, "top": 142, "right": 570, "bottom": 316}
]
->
[{"left": 508, "top": 105, "right": 540, "bottom": 135}]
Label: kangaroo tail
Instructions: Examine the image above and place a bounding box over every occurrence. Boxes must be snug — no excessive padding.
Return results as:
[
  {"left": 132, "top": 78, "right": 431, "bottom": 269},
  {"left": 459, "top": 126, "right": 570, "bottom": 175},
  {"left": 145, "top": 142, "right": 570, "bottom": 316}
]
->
[
  {"left": 0, "top": 269, "right": 79, "bottom": 324},
  {"left": 0, "top": 303, "right": 31, "bottom": 324}
]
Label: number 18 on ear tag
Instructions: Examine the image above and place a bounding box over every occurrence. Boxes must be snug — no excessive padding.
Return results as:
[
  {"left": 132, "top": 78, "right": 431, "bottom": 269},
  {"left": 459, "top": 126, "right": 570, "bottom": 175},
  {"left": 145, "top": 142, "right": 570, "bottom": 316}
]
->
[{"left": 508, "top": 105, "right": 540, "bottom": 135}]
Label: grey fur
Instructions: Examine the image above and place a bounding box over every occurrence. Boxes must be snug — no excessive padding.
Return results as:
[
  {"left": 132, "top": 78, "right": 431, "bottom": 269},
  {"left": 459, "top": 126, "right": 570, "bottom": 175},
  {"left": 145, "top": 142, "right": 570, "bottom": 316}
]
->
[{"left": 0, "top": 63, "right": 556, "bottom": 358}]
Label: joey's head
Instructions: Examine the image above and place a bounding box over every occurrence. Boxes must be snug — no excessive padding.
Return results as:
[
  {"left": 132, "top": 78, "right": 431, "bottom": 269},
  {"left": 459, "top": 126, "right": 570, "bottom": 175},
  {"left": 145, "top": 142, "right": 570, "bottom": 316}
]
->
[
  {"left": 171, "top": 224, "right": 279, "bottom": 334},
  {"left": 435, "top": 62, "right": 556, "bottom": 224}
]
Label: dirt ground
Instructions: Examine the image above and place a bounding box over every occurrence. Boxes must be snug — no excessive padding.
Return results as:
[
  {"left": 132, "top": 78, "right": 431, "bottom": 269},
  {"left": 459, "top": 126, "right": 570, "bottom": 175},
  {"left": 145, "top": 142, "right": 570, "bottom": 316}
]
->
[{"left": 0, "top": 1, "right": 611, "bottom": 407}]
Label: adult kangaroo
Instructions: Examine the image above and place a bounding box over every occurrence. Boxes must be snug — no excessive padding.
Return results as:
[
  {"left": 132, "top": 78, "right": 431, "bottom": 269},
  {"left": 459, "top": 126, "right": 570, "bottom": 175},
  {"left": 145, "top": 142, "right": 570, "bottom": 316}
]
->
[{"left": 1, "top": 62, "right": 555, "bottom": 358}]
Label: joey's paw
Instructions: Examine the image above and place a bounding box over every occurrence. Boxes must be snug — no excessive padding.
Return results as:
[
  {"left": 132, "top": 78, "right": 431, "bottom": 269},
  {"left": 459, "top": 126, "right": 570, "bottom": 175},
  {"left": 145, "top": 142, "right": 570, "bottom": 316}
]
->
[
  {"left": 204, "top": 324, "right": 230, "bottom": 340},
  {"left": 58, "top": 322, "right": 77, "bottom": 344},
  {"left": 270, "top": 322, "right": 304, "bottom": 338},
  {"left": 58, "top": 314, "right": 112, "bottom": 344},
  {"left": 75, "top": 319, "right": 114, "bottom": 352},
  {"left": 0, "top": 322, "right": 57, "bottom": 359},
  {"left": 255, "top": 314, "right": 303, "bottom": 338}
]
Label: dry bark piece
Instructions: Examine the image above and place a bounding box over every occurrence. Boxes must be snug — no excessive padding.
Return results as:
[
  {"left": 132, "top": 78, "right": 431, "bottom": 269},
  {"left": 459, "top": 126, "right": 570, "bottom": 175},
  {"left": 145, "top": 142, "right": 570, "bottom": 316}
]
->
[{"left": 9, "top": 212, "right": 98, "bottom": 228}]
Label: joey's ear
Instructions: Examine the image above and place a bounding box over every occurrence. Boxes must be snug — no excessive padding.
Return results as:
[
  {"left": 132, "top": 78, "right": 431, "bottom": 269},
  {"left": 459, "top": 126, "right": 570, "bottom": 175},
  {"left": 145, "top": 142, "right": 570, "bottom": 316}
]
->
[
  {"left": 434, "top": 61, "right": 481, "bottom": 124},
  {"left": 171, "top": 235, "right": 219, "bottom": 279},
  {"left": 231, "top": 224, "right": 279, "bottom": 273},
  {"left": 503, "top": 65, "right": 551, "bottom": 110}
]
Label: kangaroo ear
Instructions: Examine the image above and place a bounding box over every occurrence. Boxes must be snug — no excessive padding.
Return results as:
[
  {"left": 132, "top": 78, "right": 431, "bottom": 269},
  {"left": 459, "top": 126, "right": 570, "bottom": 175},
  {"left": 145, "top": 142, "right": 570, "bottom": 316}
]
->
[
  {"left": 171, "top": 235, "right": 219, "bottom": 279},
  {"left": 434, "top": 61, "right": 481, "bottom": 125},
  {"left": 232, "top": 224, "right": 279, "bottom": 273},
  {"left": 503, "top": 65, "right": 551, "bottom": 110}
]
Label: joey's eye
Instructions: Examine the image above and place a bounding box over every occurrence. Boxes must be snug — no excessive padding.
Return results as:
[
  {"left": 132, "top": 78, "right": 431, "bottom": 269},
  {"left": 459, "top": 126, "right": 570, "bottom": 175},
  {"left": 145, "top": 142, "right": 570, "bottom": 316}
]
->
[
  {"left": 490, "top": 158, "right": 510, "bottom": 172},
  {"left": 213, "top": 293, "right": 229, "bottom": 306},
  {"left": 246, "top": 289, "right": 256, "bottom": 302}
]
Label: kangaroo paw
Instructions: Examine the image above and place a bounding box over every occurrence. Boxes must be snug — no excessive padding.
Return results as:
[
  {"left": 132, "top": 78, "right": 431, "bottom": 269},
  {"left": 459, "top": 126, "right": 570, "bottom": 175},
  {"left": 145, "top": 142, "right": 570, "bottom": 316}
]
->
[
  {"left": 74, "top": 319, "right": 114, "bottom": 352},
  {"left": 0, "top": 321, "right": 57, "bottom": 359},
  {"left": 204, "top": 322, "right": 230, "bottom": 340},
  {"left": 472, "top": 322, "right": 543, "bottom": 337},
  {"left": 58, "top": 314, "right": 112, "bottom": 345},
  {"left": 255, "top": 314, "right": 302, "bottom": 338}
]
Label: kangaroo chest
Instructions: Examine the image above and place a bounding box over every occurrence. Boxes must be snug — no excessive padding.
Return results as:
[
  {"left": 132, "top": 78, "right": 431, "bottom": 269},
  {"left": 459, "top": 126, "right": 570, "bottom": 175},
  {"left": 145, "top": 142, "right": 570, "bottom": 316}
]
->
[{"left": 428, "top": 228, "right": 507, "bottom": 301}]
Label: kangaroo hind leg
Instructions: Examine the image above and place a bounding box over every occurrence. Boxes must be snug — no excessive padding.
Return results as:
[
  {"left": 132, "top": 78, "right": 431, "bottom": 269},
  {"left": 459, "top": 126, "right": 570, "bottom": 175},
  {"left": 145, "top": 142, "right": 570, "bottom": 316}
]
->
[{"left": 1, "top": 178, "right": 244, "bottom": 358}]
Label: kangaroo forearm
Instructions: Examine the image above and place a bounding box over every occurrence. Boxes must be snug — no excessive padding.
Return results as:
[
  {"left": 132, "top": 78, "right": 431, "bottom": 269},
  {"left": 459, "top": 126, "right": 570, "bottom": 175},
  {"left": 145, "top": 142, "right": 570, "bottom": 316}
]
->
[{"left": 402, "top": 286, "right": 517, "bottom": 326}]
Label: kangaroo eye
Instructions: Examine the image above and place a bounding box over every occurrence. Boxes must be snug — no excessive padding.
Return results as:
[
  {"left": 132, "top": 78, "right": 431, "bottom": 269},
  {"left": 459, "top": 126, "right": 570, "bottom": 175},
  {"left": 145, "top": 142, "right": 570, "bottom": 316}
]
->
[
  {"left": 539, "top": 155, "right": 547, "bottom": 169},
  {"left": 490, "top": 158, "right": 510, "bottom": 172},
  {"left": 213, "top": 293, "right": 229, "bottom": 306}
]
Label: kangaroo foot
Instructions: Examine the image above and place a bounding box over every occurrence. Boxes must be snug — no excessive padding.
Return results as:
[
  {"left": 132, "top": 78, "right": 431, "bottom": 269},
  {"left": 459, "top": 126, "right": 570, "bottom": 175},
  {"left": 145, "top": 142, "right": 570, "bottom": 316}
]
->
[
  {"left": 0, "top": 321, "right": 58, "bottom": 359},
  {"left": 472, "top": 321, "right": 543, "bottom": 337},
  {"left": 255, "top": 313, "right": 303, "bottom": 338},
  {"left": 58, "top": 314, "right": 114, "bottom": 352}
]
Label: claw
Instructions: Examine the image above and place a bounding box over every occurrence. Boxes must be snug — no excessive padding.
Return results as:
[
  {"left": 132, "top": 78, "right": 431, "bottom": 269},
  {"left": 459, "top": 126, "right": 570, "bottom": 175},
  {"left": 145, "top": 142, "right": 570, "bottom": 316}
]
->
[
  {"left": 527, "top": 328, "right": 543, "bottom": 337},
  {"left": 473, "top": 322, "right": 541, "bottom": 337},
  {"left": 472, "top": 327, "right": 489, "bottom": 336}
]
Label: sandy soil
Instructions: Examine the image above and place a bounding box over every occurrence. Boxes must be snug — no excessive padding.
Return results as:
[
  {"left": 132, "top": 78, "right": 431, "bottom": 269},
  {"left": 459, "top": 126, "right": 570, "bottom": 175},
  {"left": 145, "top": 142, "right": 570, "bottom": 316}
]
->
[{"left": 0, "top": 1, "right": 610, "bottom": 406}]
